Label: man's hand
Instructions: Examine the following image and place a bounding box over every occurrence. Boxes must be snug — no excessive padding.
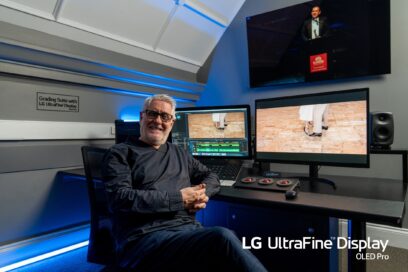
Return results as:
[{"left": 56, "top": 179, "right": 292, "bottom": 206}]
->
[{"left": 180, "top": 183, "right": 209, "bottom": 213}]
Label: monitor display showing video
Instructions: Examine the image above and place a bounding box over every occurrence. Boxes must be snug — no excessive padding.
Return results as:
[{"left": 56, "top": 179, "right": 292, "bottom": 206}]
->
[{"left": 255, "top": 89, "right": 369, "bottom": 166}]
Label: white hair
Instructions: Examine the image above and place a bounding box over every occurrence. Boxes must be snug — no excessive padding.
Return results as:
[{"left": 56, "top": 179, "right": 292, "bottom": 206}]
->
[{"left": 142, "top": 94, "right": 176, "bottom": 115}]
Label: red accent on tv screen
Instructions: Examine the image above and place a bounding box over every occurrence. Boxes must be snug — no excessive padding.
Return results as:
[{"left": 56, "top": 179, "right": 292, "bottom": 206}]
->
[{"left": 310, "top": 53, "right": 328, "bottom": 73}]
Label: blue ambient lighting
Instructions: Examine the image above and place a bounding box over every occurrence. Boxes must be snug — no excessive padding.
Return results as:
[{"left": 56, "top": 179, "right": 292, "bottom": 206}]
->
[
  {"left": 97, "top": 73, "right": 200, "bottom": 94},
  {"left": 0, "top": 241, "right": 89, "bottom": 272},
  {"left": 183, "top": 4, "right": 226, "bottom": 28},
  {"left": 98, "top": 63, "right": 201, "bottom": 88},
  {"left": 96, "top": 87, "right": 151, "bottom": 98},
  {"left": 95, "top": 87, "right": 196, "bottom": 104},
  {"left": 120, "top": 114, "right": 140, "bottom": 122}
]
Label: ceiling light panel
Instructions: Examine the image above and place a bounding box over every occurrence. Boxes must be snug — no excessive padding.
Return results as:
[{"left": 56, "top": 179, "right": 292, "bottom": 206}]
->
[{"left": 57, "top": 0, "right": 174, "bottom": 51}]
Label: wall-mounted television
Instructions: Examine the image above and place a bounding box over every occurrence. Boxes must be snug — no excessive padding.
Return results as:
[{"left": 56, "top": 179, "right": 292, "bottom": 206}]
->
[{"left": 246, "top": 0, "right": 390, "bottom": 87}]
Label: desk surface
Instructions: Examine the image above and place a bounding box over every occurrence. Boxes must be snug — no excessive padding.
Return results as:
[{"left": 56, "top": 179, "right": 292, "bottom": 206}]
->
[
  {"left": 217, "top": 186, "right": 404, "bottom": 227},
  {"left": 60, "top": 167, "right": 406, "bottom": 227}
]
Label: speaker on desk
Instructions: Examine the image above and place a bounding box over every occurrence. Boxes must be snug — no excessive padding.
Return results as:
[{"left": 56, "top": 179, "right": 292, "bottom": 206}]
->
[{"left": 370, "top": 112, "right": 394, "bottom": 150}]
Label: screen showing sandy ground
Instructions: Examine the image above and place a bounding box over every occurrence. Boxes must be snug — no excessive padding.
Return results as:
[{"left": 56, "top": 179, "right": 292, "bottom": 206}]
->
[
  {"left": 187, "top": 112, "right": 246, "bottom": 139},
  {"left": 256, "top": 101, "right": 367, "bottom": 154}
]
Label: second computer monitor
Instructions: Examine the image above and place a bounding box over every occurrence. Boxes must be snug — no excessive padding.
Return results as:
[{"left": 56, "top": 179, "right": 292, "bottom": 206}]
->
[
  {"left": 172, "top": 105, "right": 252, "bottom": 159},
  {"left": 255, "top": 88, "right": 369, "bottom": 169}
]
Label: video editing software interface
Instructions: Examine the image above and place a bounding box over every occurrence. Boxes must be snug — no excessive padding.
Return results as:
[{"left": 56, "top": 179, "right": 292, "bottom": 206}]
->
[
  {"left": 172, "top": 106, "right": 251, "bottom": 158},
  {"left": 255, "top": 88, "right": 369, "bottom": 167}
]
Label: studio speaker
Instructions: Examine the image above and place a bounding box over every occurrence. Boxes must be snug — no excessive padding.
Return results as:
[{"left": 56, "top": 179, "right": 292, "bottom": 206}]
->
[{"left": 370, "top": 112, "right": 394, "bottom": 149}]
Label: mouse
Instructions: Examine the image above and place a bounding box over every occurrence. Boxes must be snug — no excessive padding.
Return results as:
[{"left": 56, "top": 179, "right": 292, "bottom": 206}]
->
[{"left": 285, "top": 190, "right": 298, "bottom": 200}]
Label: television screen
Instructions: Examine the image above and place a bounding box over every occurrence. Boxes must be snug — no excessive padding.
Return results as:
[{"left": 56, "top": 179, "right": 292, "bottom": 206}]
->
[
  {"left": 172, "top": 105, "right": 251, "bottom": 159},
  {"left": 246, "top": 0, "right": 390, "bottom": 87},
  {"left": 255, "top": 88, "right": 369, "bottom": 168}
]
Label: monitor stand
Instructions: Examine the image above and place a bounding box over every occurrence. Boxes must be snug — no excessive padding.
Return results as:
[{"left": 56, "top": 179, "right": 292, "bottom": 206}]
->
[{"left": 298, "top": 164, "right": 337, "bottom": 190}]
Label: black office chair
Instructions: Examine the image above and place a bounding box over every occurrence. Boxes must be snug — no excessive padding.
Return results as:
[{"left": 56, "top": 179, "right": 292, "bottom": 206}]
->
[{"left": 81, "top": 146, "right": 116, "bottom": 266}]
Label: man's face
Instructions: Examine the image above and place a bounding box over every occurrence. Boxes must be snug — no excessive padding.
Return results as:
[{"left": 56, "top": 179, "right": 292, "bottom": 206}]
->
[
  {"left": 140, "top": 100, "right": 174, "bottom": 147},
  {"left": 311, "top": 6, "right": 321, "bottom": 19}
]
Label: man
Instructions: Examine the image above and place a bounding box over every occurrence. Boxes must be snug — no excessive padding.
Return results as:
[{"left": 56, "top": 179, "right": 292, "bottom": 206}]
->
[
  {"left": 102, "top": 94, "right": 266, "bottom": 271},
  {"left": 302, "top": 5, "right": 329, "bottom": 41}
]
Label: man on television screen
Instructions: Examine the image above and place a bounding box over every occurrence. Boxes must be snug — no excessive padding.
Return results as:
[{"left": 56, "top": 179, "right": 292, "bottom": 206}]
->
[{"left": 302, "top": 5, "right": 329, "bottom": 40}]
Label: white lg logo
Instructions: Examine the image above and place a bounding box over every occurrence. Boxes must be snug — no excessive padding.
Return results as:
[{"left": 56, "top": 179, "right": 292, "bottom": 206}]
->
[{"left": 242, "top": 237, "right": 262, "bottom": 249}]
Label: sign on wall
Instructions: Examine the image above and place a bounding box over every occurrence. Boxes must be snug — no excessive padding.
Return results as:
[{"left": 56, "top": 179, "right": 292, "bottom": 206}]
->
[{"left": 36, "top": 92, "right": 79, "bottom": 112}]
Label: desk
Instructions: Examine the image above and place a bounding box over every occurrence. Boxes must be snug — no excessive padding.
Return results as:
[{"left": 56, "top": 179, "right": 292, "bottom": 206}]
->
[
  {"left": 60, "top": 167, "right": 406, "bottom": 272},
  {"left": 218, "top": 168, "right": 406, "bottom": 272},
  {"left": 221, "top": 170, "right": 405, "bottom": 226}
]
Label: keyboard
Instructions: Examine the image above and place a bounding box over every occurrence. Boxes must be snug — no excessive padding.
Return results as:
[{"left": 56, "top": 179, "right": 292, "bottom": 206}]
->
[{"left": 202, "top": 161, "right": 242, "bottom": 186}]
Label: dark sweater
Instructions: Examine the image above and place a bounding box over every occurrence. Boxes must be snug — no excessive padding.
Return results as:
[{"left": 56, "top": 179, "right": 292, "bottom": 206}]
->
[{"left": 101, "top": 139, "right": 220, "bottom": 251}]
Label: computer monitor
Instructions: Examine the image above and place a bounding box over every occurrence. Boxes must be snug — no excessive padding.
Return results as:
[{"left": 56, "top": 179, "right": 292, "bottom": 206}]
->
[
  {"left": 172, "top": 105, "right": 252, "bottom": 159},
  {"left": 115, "top": 120, "right": 140, "bottom": 144},
  {"left": 255, "top": 88, "right": 369, "bottom": 180}
]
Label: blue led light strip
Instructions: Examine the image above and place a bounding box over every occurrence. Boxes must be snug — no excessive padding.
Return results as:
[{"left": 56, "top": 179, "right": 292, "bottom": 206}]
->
[
  {"left": 0, "top": 241, "right": 89, "bottom": 272},
  {"left": 182, "top": 4, "right": 226, "bottom": 28},
  {"left": 98, "top": 87, "right": 195, "bottom": 104}
]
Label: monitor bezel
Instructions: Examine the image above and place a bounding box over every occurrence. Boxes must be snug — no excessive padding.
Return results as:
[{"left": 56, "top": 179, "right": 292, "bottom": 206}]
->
[
  {"left": 174, "top": 104, "right": 252, "bottom": 160},
  {"left": 255, "top": 88, "right": 370, "bottom": 168}
]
